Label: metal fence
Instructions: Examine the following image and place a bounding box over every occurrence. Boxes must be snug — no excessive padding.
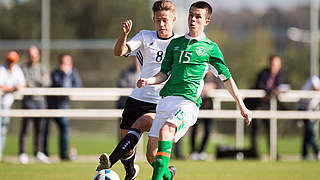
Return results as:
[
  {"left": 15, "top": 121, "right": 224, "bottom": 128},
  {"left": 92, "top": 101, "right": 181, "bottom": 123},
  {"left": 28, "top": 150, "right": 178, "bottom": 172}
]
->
[{"left": 0, "top": 88, "right": 319, "bottom": 160}]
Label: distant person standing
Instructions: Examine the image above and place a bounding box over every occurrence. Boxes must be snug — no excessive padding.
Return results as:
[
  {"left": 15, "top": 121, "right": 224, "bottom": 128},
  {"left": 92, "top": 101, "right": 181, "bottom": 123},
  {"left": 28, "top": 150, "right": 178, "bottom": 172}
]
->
[
  {"left": 44, "top": 54, "right": 82, "bottom": 161},
  {"left": 18, "top": 46, "right": 51, "bottom": 164},
  {"left": 296, "top": 75, "right": 320, "bottom": 160},
  {"left": 0, "top": 51, "right": 26, "bottom": 160},
  {"left": 247, "top": 54, "right": 283, "bottom": 158}
]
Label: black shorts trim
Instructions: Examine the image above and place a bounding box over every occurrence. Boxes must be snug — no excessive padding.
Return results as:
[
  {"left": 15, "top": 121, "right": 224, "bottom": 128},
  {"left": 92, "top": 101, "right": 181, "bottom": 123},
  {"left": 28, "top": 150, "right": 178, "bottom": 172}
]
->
[{"left": 120, "top": 97, "right": 157, "bottom": 129}]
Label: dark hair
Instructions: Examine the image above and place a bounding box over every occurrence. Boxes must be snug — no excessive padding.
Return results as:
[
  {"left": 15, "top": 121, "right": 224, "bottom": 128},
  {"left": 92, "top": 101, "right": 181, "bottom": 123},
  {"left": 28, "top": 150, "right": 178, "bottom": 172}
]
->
[
  {"left": 190, "top": 1, "right": 212, "bottom": 19},
  {"left": 152, "top": 0, "right": 176, "bottom": 14},
  {"left": 58, "top": 54, "right": 65, "bottom": 64},
  {"left": 58, "top": 54, "right": 72, "bottom": 64}
]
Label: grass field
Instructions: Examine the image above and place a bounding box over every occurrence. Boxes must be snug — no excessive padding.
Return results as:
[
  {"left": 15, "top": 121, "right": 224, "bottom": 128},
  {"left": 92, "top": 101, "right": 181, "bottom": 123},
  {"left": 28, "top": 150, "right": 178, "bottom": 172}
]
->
[
  {"left": 2, "top": 132, "right": 309, "bottom": 156},
  {"left": 1, "top": 160, "right": 320, "bottom": 180},
  {"left": 1, "top": 133, "right": 320, "bottom": 179}
]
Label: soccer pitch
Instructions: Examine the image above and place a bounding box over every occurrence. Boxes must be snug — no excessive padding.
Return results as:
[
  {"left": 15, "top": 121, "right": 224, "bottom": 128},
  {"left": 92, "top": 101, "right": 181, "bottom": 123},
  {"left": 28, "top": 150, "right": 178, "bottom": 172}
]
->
[
  {"left": 1, "top": 160, "right": 320, "bottom": 180},
  {"left": 1, "top": 133, "right": 320, "bottom": 179}
]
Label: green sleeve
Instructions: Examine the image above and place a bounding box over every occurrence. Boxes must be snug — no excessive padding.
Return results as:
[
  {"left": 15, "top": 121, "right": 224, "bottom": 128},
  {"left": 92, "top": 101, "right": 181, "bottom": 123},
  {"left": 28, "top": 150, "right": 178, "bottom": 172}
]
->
[
  {"left": 209, "top": 45, "right": 231, "bottom": 81},
  {"left": 160, "top": 40, "right": 175, "bottom": 75}
]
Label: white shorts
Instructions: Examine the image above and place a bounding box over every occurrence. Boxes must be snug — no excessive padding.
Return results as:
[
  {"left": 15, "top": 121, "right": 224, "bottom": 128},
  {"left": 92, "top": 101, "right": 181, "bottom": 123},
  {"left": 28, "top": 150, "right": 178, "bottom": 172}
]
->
[{"left": 148, "top": 96, "right": 199, "bottom": 143}]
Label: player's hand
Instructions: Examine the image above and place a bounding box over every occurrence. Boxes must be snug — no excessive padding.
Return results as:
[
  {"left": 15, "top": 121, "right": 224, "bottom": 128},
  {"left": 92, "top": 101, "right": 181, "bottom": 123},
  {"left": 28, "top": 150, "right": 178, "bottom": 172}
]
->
[
  {"left": 240, "top": 107, "right": 252, "bottom": 126},
  {"left": 137, "top": 78, "right": 147, "bottom": 88},
  {"left": 121, "top": 19, "right": 132, "bottom": 36}
]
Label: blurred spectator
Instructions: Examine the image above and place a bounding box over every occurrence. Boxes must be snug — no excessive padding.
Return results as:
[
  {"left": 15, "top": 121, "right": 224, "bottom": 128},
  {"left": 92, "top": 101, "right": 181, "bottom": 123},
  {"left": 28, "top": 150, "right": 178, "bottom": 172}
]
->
[
  {"left": 189, "top": 71, "right": 221, "bottom": 161},
  {"left": 116, "top": 57, "right": 140, "bottom": 110},
  {"left": 18, "top": 46, "right": 50, "bottom": 164},
  {"left": 245, "top": 54, "right": 283, "bottom": 158},
  {"left": 44, "top": 54, "right": 82, "bottom": 161},
  {"left": 0, "top": 51, "right": 26, "bottom": 160},
  {"left": 173, "top": 137, "right": 184, "bottom": 160},
  {"left": 296, "top": 75, "right": 320, "bottom": 160}
]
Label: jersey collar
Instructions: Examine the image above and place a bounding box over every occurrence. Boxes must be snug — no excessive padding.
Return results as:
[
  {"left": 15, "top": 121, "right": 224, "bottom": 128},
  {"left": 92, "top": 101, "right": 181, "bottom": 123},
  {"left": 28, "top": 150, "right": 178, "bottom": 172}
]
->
[
  {"left": 156, "top": 32, "right": 175, "bottom": 40},
  {"left": 184, "top": 33, "right": 206, "bottom": 41}
]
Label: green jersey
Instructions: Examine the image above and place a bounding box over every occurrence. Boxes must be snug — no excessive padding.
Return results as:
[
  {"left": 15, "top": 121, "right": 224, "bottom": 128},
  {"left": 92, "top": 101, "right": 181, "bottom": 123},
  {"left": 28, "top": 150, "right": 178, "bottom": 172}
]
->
[{"left": 160, "top": 34, "right": 231, "bottom": 107}]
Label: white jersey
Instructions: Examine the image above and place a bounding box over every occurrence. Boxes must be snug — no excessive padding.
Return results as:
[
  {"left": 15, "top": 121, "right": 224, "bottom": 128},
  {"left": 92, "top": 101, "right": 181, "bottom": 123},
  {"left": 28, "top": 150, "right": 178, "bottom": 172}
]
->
[
  {"left": 0, "top": 64, "right": 26, "bottom": 108},
  {"left": 126, "top": 30, "right": 180, "bottom": 104},
  {"left": 301, "top": 75, "right": 320, "bottom": 91},
  {"left": 297, "top": 75, "right": 320, "bottom": 110}
]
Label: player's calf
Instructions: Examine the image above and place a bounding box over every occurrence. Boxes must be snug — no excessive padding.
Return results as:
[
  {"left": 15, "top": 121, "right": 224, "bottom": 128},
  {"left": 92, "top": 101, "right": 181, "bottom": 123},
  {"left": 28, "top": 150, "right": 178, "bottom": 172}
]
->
[{"left": 124, "top": 164, "right": 140, "bottom": 180}]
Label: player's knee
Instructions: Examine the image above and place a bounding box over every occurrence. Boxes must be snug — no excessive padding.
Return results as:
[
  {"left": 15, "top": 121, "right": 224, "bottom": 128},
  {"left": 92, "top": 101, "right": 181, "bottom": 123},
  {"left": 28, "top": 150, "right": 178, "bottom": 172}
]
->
[
  {"left": 146, "top": 152, "right": 156, "bottom": 164},
  {"left": 132, "top": 120, "right": 149, "bottom": 132},
  {"left": 159, "top": 123, "right": 176, "bottom": 140},
  {"left": 132, "top": 115, "right": 153, "bottom": 132}
]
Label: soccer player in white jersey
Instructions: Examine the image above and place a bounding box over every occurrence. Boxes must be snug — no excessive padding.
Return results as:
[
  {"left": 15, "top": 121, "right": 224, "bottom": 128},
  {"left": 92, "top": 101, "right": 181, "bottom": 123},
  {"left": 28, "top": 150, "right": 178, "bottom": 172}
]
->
[
  {"left": 138, "top": 1, "right": 252, "bottom": 179},
  {"left": 96, "top": 1, "right": 178, "bottom": 179}
]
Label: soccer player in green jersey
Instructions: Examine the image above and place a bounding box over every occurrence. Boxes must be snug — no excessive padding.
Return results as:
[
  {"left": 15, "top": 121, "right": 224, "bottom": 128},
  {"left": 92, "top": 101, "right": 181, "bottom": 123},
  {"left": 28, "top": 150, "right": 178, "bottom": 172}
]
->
[{"left": 137, "top": 1, "right": 252, "bottom": 179}]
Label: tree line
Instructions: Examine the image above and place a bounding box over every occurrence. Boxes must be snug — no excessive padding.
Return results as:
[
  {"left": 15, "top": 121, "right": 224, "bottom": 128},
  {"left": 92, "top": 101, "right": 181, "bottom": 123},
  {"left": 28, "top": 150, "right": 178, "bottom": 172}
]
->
[{"left": 0, "top": 1, "right": 315, "bottom": 89}]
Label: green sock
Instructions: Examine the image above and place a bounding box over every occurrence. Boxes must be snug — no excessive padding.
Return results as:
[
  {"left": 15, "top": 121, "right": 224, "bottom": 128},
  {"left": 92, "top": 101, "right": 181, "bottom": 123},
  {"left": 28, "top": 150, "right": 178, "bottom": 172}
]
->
[
  {"left": 152, "top": 140, "right": 172, "bottom": 180},
  {"left": 151, "top": 161, "right": 172, "bottom": 180}
]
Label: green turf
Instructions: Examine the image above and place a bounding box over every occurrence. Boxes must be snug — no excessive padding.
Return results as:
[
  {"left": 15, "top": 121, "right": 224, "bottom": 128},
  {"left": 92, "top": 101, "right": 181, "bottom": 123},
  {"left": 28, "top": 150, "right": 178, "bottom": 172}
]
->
[
  {"left": 2, "top": 132, "right": 313, "bottom": 156},
  {"left": 1, "top": 160, "right": 320, "bottom": 180},
  {"left": 2, "top": 133, "right": 320, "bottom": 179},
  {"left": 3, "top": 133, "right": 118, "bottom": 156}
]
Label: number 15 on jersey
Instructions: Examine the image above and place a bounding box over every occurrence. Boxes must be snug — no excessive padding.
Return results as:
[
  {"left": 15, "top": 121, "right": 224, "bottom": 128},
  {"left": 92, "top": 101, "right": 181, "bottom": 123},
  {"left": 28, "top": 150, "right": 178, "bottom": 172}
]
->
[{"left": 179, "top": 51, "right": 192, "bottom": 63}]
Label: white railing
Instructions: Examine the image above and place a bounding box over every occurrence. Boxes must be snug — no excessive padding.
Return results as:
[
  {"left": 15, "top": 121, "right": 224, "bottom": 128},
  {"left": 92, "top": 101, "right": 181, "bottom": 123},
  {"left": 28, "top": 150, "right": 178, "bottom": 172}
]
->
[{"left": 0, "top": 88, "right": 319, "bottom": 160}]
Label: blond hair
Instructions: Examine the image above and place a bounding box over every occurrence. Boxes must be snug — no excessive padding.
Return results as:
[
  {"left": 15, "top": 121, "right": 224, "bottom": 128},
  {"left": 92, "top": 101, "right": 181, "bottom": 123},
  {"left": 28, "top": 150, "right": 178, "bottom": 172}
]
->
[{"left": 152, "top": 0, "right": 175, "bottom": 14}]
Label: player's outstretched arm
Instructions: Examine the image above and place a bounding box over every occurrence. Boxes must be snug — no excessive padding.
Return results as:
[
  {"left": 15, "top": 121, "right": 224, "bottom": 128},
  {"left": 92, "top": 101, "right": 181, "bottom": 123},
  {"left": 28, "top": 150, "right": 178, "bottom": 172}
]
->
[
  {"left": 137, "top": 72, "right": 168, "bottom": 88},
  {"left": 114, "top": 19, "right": 133, "bottom": 56},
  {"left": 223, "top": 77, "right": 252, "bottom": 126}
]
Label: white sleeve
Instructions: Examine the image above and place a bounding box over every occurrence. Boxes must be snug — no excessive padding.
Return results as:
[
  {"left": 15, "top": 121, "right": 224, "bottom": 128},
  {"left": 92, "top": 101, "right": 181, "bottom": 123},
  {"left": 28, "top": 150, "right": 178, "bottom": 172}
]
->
[
  {"left": 126, "top": 31, "right": 144, "bottom": 56},
  {"left": 0, "top": 68, "right": 5, "bottom": 86},
  {"left": 311, "top": 75, "right": 320, "bottom": 89},
  {"left": 15, "top": 66, "right": 26, "bottom": 86}
]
